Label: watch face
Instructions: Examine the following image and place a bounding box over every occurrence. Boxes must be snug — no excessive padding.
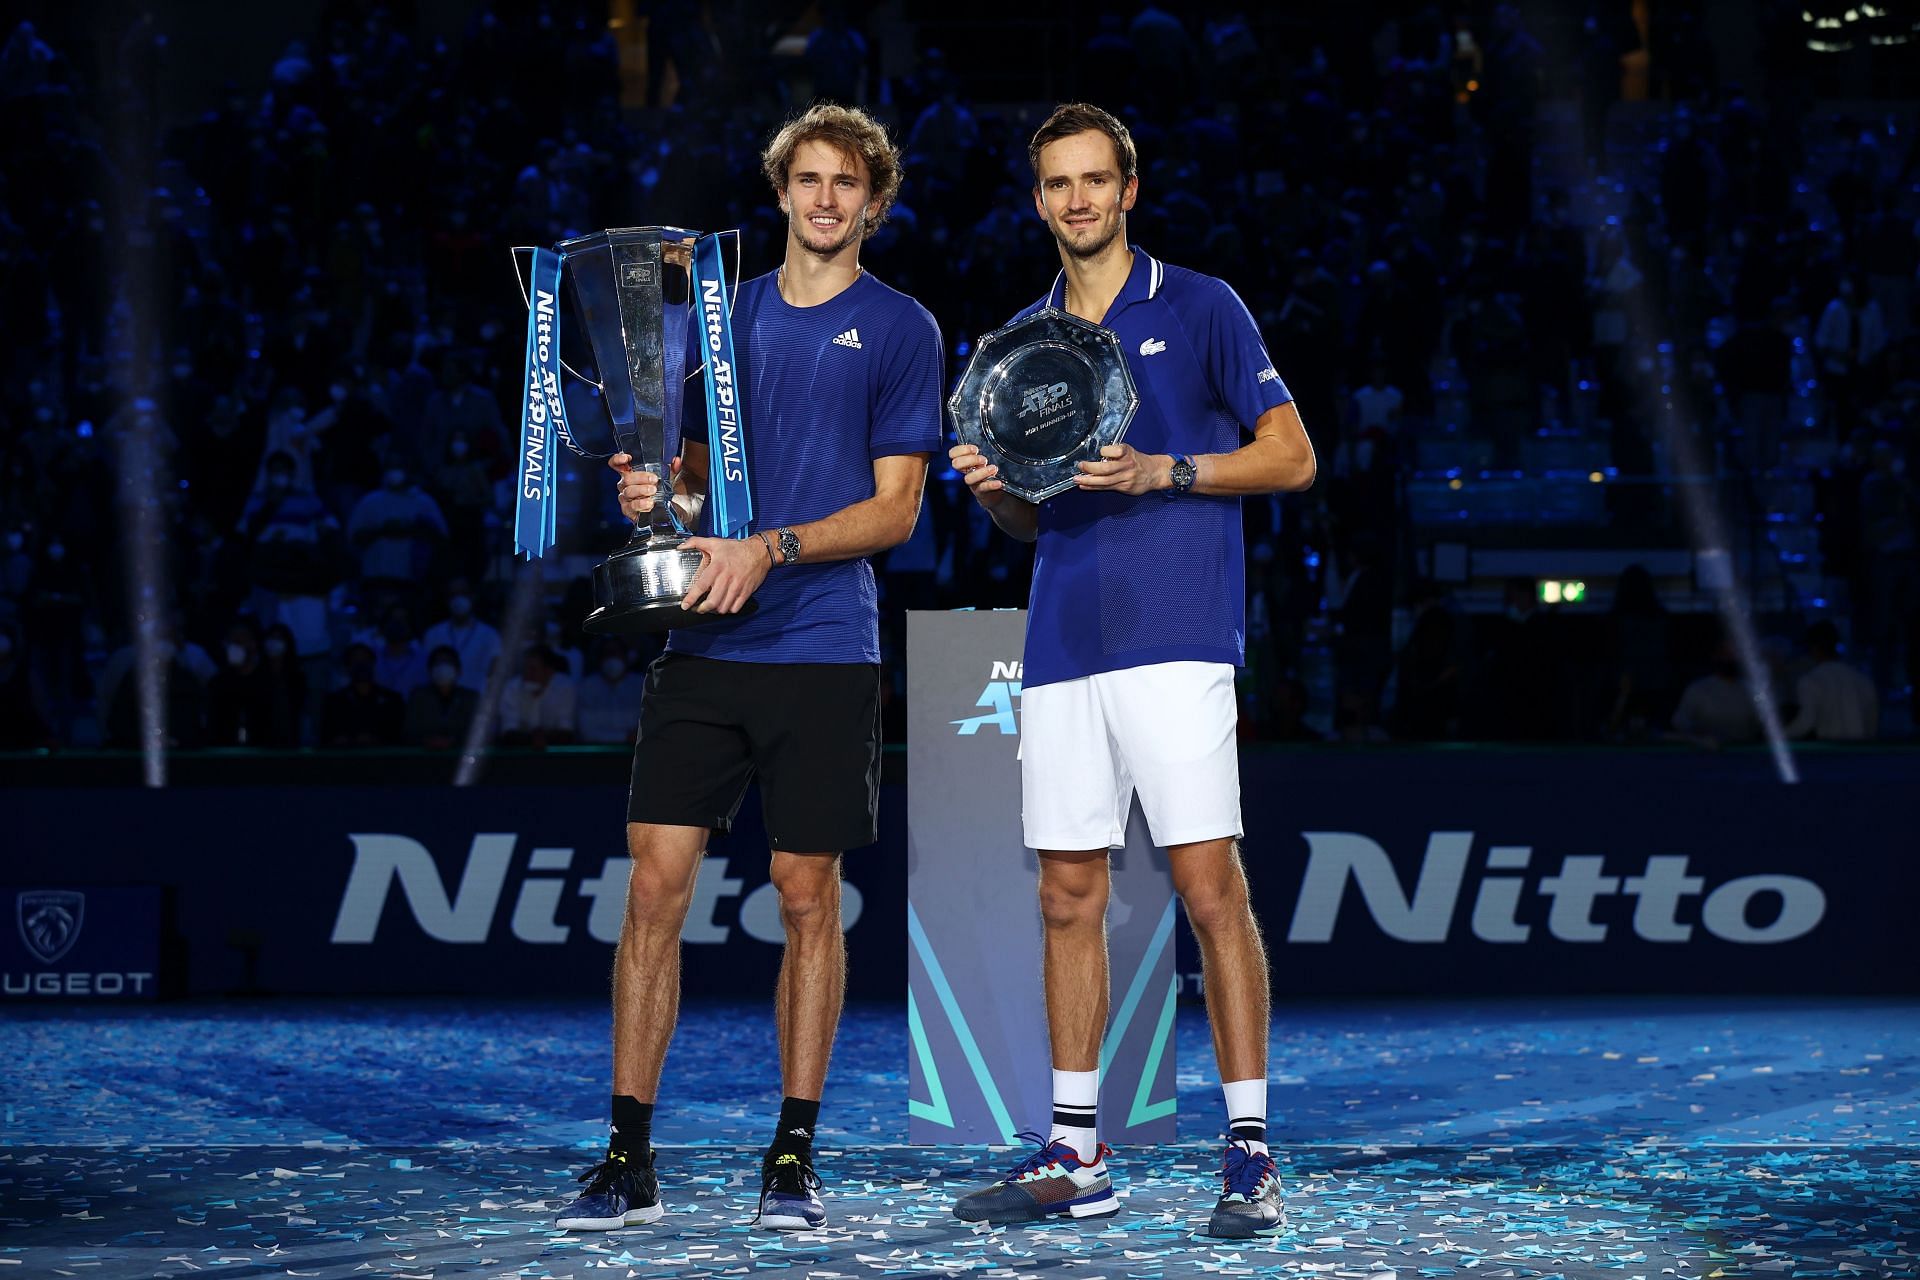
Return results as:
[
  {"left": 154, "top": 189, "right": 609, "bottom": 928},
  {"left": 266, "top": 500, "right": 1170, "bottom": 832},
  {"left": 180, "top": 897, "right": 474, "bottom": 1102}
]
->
[{"left": 1172, "top": 460, "right": 1195, "bottom": 490}]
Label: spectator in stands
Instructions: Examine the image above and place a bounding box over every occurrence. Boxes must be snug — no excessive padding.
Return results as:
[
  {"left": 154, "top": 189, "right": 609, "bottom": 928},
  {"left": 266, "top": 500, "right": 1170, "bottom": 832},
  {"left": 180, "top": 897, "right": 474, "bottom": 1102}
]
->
[
  {"left": 420, "top": 577, "right": 501, "bottom": 693},
  {"left": 1350, "top": 360, "right": 1404, "bottom": 441},
  {"left": 347, "top": 461, "right": 448, "bottom": 600},
  {"left": 255, "top": 623, "right": 309, "bottom": 744},
  {"left": 1480, "top": 578, "right": 1562, "bottom": 740},
  {"left": 1391, "top": 582, "right": 1461, "bottom": 740},
  {"left": 1604, "top": 564, "right": 1674, "bottom": 739},
  {"left": 432, "top": 431, "right": 495, "bottom": 584},
  {"left": 575, "top": 638, "right": 645, "bottom": 745},
  {"left": 418, "top": 353, "right": 504, "bottom": 480},
  {"left": 239, "top": 450, "right": 344, "bottom": 730},
  {"left": 208, "top": 619, "right": 275, "bottom": 747},
  {"left": 497, "top": 644, "right": 576, "bottom": 748},
  {"left": 1264, "top": 674, "right": 1322, "bottom": 743},
  {"left": 405, "top": 645, "right": 481, "bottom": 750},
  {"left": 1670, "top": 638, "right": 1762, "bottom": 746},
  {"left": 101, "top": 622, "right": 211, "bottom": 750},
  {"left": 367, "top": 604, "right": 427, "bottom": 698},
  {"left": 1784, "top": 620, "right": 1877, "bottom": 741},
  {"left": 321, "top": 641, "right": 404, "bottom": 747},
  {"left": 1334, "top": 535, "right": 1394, "bottom": 741},
  {"left": 1814, "top": 274, "right": 1885, "bottom": 434}
]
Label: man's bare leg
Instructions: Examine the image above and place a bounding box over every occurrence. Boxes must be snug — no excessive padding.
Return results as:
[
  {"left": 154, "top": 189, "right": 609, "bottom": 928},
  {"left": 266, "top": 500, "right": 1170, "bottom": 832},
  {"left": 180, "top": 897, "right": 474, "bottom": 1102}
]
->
[
  {"left": 1168, "top": 838, "right": 1269, "bottom": 1085},
  {"left": 769, "top": 850, "right": 846, "bottom": 1099},
  {"left": 1037, "top": 848, "right": 1113, "bottom": 1073},
  {"left": 612, "top": 822, "right": 709, "bottom": 1101}
]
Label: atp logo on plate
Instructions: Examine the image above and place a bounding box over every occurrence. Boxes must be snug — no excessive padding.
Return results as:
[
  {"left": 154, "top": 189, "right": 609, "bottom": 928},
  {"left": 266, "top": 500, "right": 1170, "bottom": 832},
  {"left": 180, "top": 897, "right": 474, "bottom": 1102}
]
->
[{"left": 1020, "top": 382, "right": 1072, "bottom": 417}]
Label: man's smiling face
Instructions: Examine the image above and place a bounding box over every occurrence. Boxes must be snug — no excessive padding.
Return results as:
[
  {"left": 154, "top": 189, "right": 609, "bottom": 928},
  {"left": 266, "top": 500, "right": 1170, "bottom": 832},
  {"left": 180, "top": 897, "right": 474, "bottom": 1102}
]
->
[
  {"left": 1033, "top": 129, "right": 1137, "bottom": 261},
  {"left": 780, "top": 139, "right": 877, "bottom": 259}
]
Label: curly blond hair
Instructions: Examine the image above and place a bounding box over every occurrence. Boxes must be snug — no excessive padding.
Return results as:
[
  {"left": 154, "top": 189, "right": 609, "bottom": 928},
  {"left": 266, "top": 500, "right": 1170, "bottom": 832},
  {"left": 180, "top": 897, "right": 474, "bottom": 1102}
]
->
[{"left": 761, "top": 103, "right": 904, "bottom": 229}]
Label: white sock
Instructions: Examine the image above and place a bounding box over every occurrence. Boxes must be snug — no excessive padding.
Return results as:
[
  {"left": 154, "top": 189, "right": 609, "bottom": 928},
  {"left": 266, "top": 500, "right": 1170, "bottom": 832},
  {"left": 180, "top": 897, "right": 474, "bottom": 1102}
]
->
[
  {"left": 1049, "top": 1067, "right": 1100, "bottom": 1163},
  {"left": 1223, "top": 1077, "right": 1269, "bottom": 1156}
]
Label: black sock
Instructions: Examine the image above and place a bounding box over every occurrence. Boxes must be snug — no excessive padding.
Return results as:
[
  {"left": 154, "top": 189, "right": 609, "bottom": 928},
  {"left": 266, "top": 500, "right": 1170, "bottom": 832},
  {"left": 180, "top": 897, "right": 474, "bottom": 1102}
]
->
[
  {"left": 611, "top": 1095, "right": 653, "bottom": 1161},
  {"left": 770, "top": 1096, "right": 821, "bottom": 1157}
]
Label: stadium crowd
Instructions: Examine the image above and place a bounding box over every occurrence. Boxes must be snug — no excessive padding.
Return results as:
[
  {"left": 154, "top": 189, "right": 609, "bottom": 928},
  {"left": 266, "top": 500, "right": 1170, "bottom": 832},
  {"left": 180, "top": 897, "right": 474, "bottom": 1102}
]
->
[{"left": 0, "top": 1, "right": 1913, "bottom": 751}]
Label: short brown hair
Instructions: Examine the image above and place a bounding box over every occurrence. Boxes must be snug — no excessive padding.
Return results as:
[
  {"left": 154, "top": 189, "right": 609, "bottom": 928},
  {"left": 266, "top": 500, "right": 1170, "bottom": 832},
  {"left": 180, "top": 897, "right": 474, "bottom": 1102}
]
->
[
  {"left": 761, "top": 103, "right": 905, "bottom": 229},
  {"left": 1028, "top": 102, "right": 1138, "bottom": 187}
]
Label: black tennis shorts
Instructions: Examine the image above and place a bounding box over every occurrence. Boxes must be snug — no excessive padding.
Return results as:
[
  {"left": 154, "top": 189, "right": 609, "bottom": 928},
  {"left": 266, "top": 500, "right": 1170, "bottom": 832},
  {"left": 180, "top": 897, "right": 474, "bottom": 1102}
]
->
[{"left": 627, "top": 652, "right": 881, "bottom": 851}]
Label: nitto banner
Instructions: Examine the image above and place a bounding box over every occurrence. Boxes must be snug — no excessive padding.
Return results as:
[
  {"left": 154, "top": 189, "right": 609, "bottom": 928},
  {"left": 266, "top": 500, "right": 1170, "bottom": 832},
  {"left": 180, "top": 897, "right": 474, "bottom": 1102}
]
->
[
  {"left": 4, "top": 747, "right": 1910, "bottom": 1003},
  {"left": 1192, "top": 750, "right": 1917, "bottom": 997},
  {"left": 5, "top": 786, "right": 903, "bottom": 1000},
  {"left": 906, "top": 610, "right": 1180, "bottom": 1147}
]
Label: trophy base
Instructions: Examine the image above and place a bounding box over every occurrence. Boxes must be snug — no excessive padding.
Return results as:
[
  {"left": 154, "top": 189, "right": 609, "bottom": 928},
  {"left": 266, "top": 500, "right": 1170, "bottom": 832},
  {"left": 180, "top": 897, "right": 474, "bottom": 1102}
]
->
[{"left": 583, "top": 535, "right": 758, "bottom": 636}]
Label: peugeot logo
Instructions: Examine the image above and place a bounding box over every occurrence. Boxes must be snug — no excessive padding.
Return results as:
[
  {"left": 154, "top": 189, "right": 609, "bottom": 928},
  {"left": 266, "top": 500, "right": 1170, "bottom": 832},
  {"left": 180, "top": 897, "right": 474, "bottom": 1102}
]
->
[{"left": 18, "top": 891, "right": 85, "bottom": 965}]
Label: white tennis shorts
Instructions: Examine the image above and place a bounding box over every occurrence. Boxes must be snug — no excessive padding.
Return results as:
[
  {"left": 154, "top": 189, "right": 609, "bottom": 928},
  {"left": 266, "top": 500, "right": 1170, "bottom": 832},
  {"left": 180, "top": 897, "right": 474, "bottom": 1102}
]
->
[{"left": 1020, "top": 660, "right": 1243, "bottom": 851}]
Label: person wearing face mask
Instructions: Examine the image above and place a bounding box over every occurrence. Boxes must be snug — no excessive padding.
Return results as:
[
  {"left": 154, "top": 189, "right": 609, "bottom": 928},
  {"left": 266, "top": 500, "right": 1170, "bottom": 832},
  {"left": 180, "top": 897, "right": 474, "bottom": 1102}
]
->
[
  {"left": 347, "top": 459, "right": 448, "bottom": 597},
  {"left": 496, "top": 645, "right": 576, "bottom": 748},
  {"left": 207, "top": 620, "right": 270, "bottom": 746},
  {"left": 434, "top": 431, "right": 493, "bottom": 582},
  {"left": 321, "top": 641, "right": 405, "bottom": 747},
  {"left": 575, "top": 639, "right": 645, "bottom": 745},
  {"left": 419, "top": 352, "right": 505, "bottom": 479},
  {"left": 419, "top": 577, "right": 500, "bottom": 693},
  {"left": 367, "top": 605, "right": 428, "bottom": 696},
  {"left": 239, "top": 449, "right": 346, "bottom": 729},
  {"left": 405, "top": 645, "right": 481, "bottom": 749},
  {"left": 1669, "top": 636, "right": 1763, "bottom": 747},
  {"left": 258, "top": 387, "right": 321, "bottom": 493},
  {"left": 101, "top": 622, "right": 210, "bottom": 750},
  {"left": 257, "top": 623, "right": 310, "bottom": 746}
]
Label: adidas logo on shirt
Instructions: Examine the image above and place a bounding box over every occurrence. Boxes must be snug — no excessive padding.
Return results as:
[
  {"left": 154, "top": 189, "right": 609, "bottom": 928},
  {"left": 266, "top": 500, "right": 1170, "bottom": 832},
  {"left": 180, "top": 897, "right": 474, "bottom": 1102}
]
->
[
  {"left": 832, "top": 328, "right": 863, "bottom": 350},
  {"left": 1139, "top": 337, "right": 1167, "bottom": 356}
]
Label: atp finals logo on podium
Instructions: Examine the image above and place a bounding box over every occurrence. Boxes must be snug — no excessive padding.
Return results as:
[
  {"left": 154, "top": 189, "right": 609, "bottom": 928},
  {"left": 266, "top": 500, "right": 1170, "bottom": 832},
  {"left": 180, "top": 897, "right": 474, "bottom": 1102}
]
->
[{"left": 952, "top": 659, "right": 1023, "bottom": 736}]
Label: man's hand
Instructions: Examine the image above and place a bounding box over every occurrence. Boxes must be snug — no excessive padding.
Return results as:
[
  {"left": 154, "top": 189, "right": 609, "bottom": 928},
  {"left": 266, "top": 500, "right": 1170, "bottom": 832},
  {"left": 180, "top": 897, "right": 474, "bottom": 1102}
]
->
[
  {"left": 610, "top": 452, "right": 683, "bottom": 523},
  {"left": 949, "top": 442, "right": 1009, "bottom": 510},
  {"left": 680, "top": 535, "right": 771, "bottom": 615},
  {"left": 1075, "top": 443, "right": 1170, "bottom": 495}
]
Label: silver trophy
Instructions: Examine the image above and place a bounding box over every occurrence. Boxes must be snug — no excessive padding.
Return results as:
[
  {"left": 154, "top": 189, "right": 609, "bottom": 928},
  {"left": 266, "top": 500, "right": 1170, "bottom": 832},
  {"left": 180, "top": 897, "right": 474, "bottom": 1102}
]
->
[
  {"left": 948, "top": 308, "right": 1139, "bottom": 502},
  {"left": 512, "top": 227, "right": 751, "bottom": 634}
]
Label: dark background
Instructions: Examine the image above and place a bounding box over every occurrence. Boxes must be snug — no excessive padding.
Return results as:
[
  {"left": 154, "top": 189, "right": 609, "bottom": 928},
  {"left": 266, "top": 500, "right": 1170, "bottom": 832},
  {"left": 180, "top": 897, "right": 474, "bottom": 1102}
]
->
[{"left": 1, "top": 0, "right": 1917, "bottom": 756}]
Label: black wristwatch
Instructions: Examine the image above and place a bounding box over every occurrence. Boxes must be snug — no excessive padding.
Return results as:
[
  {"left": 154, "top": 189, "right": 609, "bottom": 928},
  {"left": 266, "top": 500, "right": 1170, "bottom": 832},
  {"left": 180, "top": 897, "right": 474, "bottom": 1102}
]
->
[
  {"left": 776, "top": 526, "right": 802, "bottom": 566},
  {"left": 1169, "top": 454, "right": 1197, "bottom": 495}
]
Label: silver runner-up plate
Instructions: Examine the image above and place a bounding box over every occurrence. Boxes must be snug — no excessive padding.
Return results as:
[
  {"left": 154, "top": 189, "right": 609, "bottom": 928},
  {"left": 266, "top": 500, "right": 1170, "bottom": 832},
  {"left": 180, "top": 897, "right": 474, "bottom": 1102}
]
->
[{"left": 948, "top": 307, "right": 1139, "bottom": 503}]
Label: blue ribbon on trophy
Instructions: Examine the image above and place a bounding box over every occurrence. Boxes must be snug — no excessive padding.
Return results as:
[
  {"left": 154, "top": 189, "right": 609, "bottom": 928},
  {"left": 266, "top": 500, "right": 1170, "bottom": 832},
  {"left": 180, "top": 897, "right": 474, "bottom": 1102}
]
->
[
  {"left": 511, "top": 227, "right": 756, "bottom": 633},
  {"left": 514, "top": 246, "right": 571, "bottom": 559},
  {"left": 690, "top": 231, "right": 753, "bottom": 539}
]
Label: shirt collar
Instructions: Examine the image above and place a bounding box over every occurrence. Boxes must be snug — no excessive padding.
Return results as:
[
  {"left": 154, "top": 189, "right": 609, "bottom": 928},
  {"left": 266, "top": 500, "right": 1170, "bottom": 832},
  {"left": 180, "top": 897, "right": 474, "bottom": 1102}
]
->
[{"left": 1045, "top": 247, "right": 1162, "bottom": 317}]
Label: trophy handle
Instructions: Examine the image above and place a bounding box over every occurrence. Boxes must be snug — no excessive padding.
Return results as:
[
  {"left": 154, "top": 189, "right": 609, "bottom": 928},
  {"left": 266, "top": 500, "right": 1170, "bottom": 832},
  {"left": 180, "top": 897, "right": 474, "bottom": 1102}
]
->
[{"left": 509, "top": 245, "right": 607, "bottom": 404}]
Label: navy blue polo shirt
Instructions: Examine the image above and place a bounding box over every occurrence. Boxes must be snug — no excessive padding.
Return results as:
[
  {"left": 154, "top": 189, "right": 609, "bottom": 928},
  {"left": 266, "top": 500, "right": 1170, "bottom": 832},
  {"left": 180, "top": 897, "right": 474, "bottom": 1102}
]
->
[
  {"left": 671, "top": 270, "right": 944, "bottom": 664},
  {"left": 1011, "top": 250, "right": 1293, "bottom": 689}
]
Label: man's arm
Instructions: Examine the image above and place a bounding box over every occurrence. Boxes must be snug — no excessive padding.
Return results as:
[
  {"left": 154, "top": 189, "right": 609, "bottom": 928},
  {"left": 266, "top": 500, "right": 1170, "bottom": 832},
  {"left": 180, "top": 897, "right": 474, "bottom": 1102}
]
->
[
  {"left": 1073, "top": 400, "right": 1317, "bottom": 497},
  {"left": 773, "top": 452, "right": 930, "bottom": 563},
  {"left": 949, "top": 442, "right": 1040, "bottom": 542},
  {"left": 680, "top": 452, "right": 932, "bottom": 615}
]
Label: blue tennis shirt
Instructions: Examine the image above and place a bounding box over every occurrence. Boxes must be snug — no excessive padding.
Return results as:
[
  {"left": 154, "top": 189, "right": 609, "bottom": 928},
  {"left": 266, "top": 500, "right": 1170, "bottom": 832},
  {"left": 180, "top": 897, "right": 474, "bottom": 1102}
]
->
[
  {"left": 670, "top": 269, "right": 943, "bottom": 665},
  {"left": 1012, "top": 250, "right": 1293, "bottom": 689}
]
